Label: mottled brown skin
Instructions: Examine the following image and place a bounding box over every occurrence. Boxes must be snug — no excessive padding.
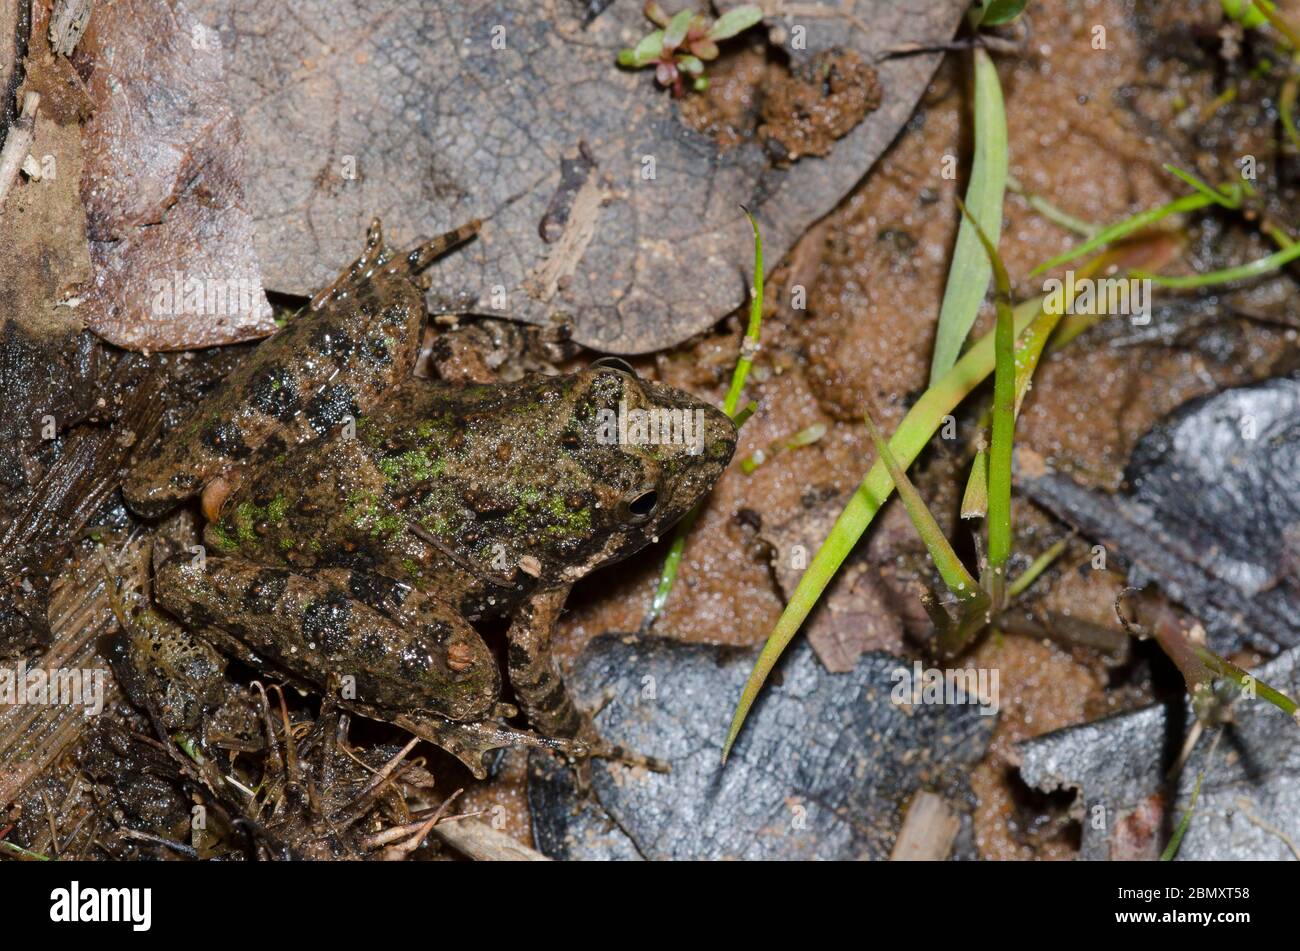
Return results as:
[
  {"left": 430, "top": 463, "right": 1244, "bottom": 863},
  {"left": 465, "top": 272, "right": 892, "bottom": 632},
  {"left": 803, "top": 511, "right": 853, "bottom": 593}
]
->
[{"left": 124, "top": 220, "right": 736, "bottom": 777}]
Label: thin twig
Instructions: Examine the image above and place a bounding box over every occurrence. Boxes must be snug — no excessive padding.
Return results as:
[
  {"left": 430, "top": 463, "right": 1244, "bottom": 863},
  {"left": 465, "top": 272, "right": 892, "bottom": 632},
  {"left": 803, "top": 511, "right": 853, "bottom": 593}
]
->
[{"left": 0, "top": 92, "right": 39, "bottom": 211}]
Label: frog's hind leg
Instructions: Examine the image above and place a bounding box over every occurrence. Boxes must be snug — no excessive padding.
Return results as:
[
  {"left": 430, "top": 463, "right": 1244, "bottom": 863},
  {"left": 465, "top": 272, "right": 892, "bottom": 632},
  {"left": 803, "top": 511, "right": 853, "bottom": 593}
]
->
[
  {"left": 505, "top": 587, "right": 669, "bottom": 775},
  {"left": 311, "top": 217, "right": 482, "bottom": 308},
  {"left": 403, "top": 218, "right": 482, "bottom": 278},
  {"left": 124, "top": 218, "right": 480, "bottom": 519}
]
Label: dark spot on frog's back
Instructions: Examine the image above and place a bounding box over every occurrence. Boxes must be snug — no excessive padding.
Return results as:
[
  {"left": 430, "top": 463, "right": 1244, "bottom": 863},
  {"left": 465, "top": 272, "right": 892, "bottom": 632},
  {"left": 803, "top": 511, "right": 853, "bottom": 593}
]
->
[
  {"left": 309, "top": 324, "right": 354, "bottom": 359},
  {"left": 347, "top": 570, "right": 411, "bottom": 612},
  {"left": 302, "top": 591, "right": 352, "bottom": 654},
  {"left": 305, "top": 383, "right": 358, "bottom": 434},
  {"left": 355, "top": 627, "right": 387, "bottom": 664},
  {"left": 201, "top": 420, "right": 251, "bottom": 459},
  {"left": 249, "top": 363, "right": 301, "bottom": 421},
  {"left": 360, "top": 333, "right": 392, "bottom": 368},
  {"left": 380, "top": 304, "right": 409, "bottom": 328},
  {"left": 397, "top": 642, "right": 433, "bottom": 679},
  {"left": 243, "top": 569, "right": 289, "bottom": 615},
  {"left": 507, "top": 642, "right": 529, "bottom": 671}
]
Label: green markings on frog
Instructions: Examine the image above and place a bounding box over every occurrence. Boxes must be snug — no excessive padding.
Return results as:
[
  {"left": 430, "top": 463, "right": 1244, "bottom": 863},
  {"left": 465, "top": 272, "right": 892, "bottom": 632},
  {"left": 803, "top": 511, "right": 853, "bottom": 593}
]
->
[
  {"left": 506, "top": 487, "right": 593, "bottom": 540},
  {"left": 212, "top": 493, "right": 292, "bottom": 552},
  {"left": 345, "top": 488, "right": 404, "bottom": 539},
  {"left": 377, "top": 447, "right": 445, "bottom": 484}
]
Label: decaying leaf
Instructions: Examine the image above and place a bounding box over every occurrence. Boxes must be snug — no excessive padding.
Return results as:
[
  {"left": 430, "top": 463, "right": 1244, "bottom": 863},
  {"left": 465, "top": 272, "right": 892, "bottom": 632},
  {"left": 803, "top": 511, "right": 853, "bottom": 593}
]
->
[
  {"left": 0, "top": 6, "right": 93, "bottom": 493},
  {"left": 1020, "top": 646, "right": 1300, "bottom": 861},
  {"left": 1021, "top": 373, "right": 1300, "bottom": 654},
  {"left": 197, "top": 0, "right": 967, "bottom": 353},
  {"left": 79, "top": 0, "right": 275, "bottom": 349},
  {"left": 529, "top": 635, "right": 993, "bottom": 860}
]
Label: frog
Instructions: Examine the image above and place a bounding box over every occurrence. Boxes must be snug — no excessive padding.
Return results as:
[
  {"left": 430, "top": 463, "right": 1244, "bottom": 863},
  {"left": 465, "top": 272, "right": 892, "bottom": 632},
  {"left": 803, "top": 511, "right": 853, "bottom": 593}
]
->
[{"left": 121, "top": 218, "right": 737, "bottom": 779}]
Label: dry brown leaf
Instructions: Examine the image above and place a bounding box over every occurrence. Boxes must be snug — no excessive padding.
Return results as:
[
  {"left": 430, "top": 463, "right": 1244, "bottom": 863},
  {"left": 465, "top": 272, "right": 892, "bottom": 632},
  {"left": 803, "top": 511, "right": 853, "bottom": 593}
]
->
[{"left": 79, "top": 0, "right": 275, "bottom": 350}]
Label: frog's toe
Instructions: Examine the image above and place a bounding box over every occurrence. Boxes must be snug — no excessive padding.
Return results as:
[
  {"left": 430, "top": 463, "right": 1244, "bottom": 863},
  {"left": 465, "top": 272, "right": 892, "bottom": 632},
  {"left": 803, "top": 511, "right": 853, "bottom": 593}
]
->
[
  {"left": 585, "top": 739, "right": 670, "bottom": 774},
  {"left": 393, "top": 712, "right": 587, "bottom": 781}
]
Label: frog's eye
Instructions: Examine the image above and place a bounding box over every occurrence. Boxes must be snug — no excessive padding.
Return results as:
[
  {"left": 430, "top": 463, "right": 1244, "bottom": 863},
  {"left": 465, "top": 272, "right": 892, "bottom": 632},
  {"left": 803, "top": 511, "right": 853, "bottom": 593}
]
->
[
  {"left": 589, "top": 356, "right": 638, "bottom": 377},
  {"left": 621, "top": 488, "right": 659, "bottom": 523}
]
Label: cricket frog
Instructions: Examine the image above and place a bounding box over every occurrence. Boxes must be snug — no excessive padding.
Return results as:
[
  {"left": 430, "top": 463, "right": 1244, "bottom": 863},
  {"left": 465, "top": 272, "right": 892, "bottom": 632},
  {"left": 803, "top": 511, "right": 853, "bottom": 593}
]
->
[{"left": 121, "top": 220, "right": 736, "bottom": 777}]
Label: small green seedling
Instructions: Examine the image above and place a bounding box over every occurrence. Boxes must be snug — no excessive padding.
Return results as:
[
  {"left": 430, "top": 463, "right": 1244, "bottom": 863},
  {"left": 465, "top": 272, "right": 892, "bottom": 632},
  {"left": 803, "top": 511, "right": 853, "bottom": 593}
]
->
[
  {"left": 739, "top": 423, "right": 827, "bottom": 474},
  {"left": 617, "top": 2, "right": 764, "bottom": 97}
]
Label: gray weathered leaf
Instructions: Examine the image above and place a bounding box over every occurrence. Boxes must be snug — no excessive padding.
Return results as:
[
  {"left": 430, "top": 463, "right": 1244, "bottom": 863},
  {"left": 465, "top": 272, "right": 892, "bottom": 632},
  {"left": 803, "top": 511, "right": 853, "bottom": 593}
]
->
[
  {"left": 529, "top": 635, "right": 993, "bottom": 859},
  {"left": 200, "top": 0, "right": 967, "bottom": 352},
  {"left": 1020, "top": 646, "right": 1300, "bottom": 861},
  {"left": 1021, "top": 373, "right": 1300, "bottom": 654}
]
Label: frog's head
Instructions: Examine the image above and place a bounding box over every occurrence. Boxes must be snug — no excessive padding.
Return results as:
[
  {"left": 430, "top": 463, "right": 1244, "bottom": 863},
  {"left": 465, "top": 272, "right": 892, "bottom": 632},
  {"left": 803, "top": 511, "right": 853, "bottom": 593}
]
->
[{"left": 539, "top": 359, "right": 737, "bottom": 582}]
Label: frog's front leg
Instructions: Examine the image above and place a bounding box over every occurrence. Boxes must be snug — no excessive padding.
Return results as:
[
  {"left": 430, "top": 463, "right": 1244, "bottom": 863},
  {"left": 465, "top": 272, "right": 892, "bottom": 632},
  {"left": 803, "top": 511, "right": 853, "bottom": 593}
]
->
[
  {"left": 506, "top": 587, "right": 584, "bottom": 738},
  {"left": 506, "top": 587, "right": 667, "bottom": 773}
]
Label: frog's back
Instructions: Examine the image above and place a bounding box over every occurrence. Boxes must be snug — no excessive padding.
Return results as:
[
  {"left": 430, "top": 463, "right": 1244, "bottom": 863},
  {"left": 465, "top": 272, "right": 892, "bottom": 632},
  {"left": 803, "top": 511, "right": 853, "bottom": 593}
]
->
[{"left": 123, "top": 219, "right": 479, "bottom": 518}]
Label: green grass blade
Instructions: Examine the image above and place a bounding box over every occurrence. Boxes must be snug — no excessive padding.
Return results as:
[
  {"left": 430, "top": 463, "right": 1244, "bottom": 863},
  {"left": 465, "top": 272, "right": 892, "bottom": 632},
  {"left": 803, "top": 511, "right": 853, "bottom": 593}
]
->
[
  {"left": 1008, "top": 175, "right": 1097, "bottom": 237},
  {"left": 1282, "top": 74, "right": 1300, "bottom": 152},
  {"left": 961, "top": 448, "right": 989, "bottom": 519},
  {"left": 1139, "top": 238, "right": 1300, "bottom": 288},
  {"left": 1160, "top": 769, "right": 1204, "bottom": 861},
  {"left": 722, "top": 300, "right": 1045, "bottom": 762},
  {"left": 1028, "top": 192, "right": 1216, "bottom": 276},
  {"left": 1006, "top": 537, "right": 1068, "bottom": 599},
  {"left": 723, "top": 209, "right": 764, "bottom": 416},
  {"left": 641, "top": 211, "right": 763, "bottom": 633},
  {"left": 1161, "top": 163, "right": 1239, "bottom": 208},
  {"left": 929, "top": 47, "right": 1008, "bottom": 383},
  {"left": 863, "top": 411, "right": 980, "bottom": 599}
]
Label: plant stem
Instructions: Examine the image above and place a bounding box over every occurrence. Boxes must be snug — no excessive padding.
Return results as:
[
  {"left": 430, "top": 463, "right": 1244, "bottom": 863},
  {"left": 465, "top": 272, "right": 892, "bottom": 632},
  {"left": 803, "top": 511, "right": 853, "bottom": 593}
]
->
[
  {"left": 1006, "top": 537, "right": 1069, "bottom": 599},
  {"left": 956, "top": 197, "right": 1015, "bottom": 608}
]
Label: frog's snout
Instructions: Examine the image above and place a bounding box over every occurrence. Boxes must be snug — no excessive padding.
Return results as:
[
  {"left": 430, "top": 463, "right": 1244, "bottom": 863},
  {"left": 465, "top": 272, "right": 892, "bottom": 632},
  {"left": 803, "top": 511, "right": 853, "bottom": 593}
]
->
[{"left": 701, "top": 401, "right": 738, "bottom": 461}]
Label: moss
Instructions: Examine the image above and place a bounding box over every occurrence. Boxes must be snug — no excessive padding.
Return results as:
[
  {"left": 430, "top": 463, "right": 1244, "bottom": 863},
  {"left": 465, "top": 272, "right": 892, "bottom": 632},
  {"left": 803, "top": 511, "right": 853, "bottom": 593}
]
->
[
  {"left": 209, "top": 523, "right": 239, "bottom": 553},
  {"left": 378, "top": 447, "right": 445, "bottom": 484}
]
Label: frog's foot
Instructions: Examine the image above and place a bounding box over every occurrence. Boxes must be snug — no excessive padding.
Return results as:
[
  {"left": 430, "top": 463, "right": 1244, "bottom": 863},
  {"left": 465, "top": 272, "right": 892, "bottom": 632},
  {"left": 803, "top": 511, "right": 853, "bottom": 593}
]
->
[
  {"left": 581, "top": 733, "right": 670, "bottom": 774},
  {"left": 310, "top": 217, "right": 482, "bottom": 310},
  {"left": 393, "top": 712, "right": 588, "bottom": 781}
]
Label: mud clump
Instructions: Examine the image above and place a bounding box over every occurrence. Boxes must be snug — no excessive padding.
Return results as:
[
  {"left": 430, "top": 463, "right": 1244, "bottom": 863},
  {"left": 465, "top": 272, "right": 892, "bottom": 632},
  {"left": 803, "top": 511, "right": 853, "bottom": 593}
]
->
[
  {"left": 679, "top": 46, "right": 881, "bottom": 163},
  {"left": 760, "top": 49, "right": 881, "bottom": 164}
]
